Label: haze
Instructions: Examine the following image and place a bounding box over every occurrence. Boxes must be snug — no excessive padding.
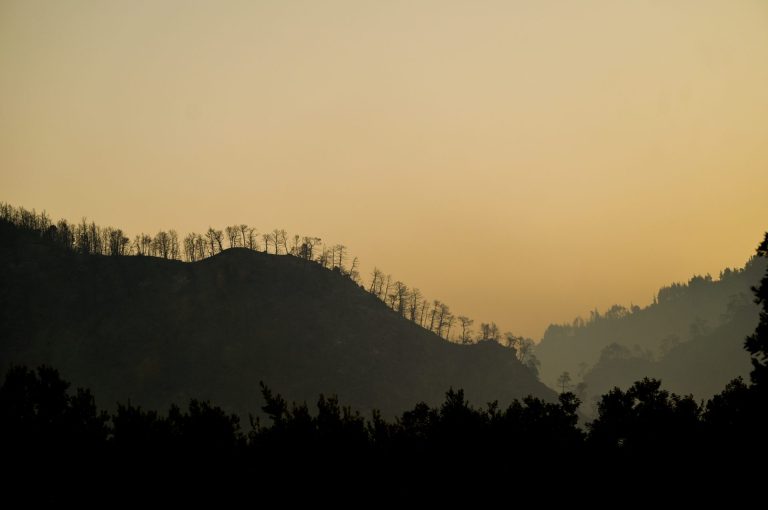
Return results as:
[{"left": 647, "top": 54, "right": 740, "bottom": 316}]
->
[{"left": 1, "top": 0, "right": 767, "bottom": 339}]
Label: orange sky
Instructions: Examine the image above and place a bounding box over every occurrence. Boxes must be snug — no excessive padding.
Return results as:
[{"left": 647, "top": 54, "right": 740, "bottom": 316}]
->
[{"left": 2, "top": 0, "right": 767, "bottom": 339}]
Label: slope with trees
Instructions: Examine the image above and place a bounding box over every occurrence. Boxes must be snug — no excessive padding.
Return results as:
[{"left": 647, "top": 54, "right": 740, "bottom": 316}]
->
[
  {"left": 0, "top": 211, "right": 553, "bottom": 418},
  {"left": 535, "top": 255, "right": 766, "bottom": 406},
  {"left": 0, "top": 202, "right": 535, "bottom": 355}
]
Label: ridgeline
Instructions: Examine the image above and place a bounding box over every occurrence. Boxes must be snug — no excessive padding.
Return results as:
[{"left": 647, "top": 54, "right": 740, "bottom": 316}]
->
[{"left": 0, "top": 219, "right": 553, "bottom": 418}]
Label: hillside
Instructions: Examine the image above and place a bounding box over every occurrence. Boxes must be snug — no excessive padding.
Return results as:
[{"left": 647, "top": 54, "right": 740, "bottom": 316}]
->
[
  {"left": 575, "top": 299, "right": 759, "bottom": 414},
  {"left": 534, "top": 254, "right": 766, "bottom": 409},
  {"left": 0, "top": 220, "right": 554, "bottom": 418}
]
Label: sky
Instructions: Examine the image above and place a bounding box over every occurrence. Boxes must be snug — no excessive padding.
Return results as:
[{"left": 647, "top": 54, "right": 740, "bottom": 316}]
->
[{"left": 1, "top": 0, "right": 767, "bottom": 339}]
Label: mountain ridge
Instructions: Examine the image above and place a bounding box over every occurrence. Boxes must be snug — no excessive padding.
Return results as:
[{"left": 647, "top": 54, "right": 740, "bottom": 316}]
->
[
  {"left": 534, "top": 254, "right": 766, "bottom": 409},
  {"left": 0, "top": 220, "right": 554, "bottom": 418}
]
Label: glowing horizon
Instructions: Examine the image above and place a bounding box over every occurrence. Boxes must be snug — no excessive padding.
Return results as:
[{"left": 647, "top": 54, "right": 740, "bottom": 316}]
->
[{"left": 2, "top": 0, "right": 767, "bottom": 339}]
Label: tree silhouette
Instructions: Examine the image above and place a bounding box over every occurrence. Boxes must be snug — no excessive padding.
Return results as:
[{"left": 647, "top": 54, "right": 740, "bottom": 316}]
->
[
  {"left": 225, "top": 225, "right": 240, "bottom": 248},
  {"left": 0, "top": 365, "right": 109, "bottom": 461},
  {"left": 587, "top": 377, "right": 701, "bottom": 457},
  {"left": 745, "top": 232, "right": 768, "bottom": 387},
  {"left": 557, "top": 372, "right": 572, "bottom": 393},
  {"left": 458, "top": 316, "right": 474, "bottom": 344}
]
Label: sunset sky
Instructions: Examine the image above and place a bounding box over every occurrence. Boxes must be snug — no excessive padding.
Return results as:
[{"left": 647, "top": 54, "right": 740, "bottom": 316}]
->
[{"left": 2, "top": 0, "right": 767, "bottom": 339}]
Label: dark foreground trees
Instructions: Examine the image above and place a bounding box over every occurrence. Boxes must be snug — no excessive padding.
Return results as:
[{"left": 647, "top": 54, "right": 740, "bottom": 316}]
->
[
  {"left": 745, "top": 233, "right": 768, "bottom": 387},
  {"left": 0, "top": 367, "right": 582, "bottom": 465},
  {"left": 0, "top": 364, "right": 585, "bottom": 502},
  {"left": 1, "top": 353, "right": 766, "bottom": 496}
]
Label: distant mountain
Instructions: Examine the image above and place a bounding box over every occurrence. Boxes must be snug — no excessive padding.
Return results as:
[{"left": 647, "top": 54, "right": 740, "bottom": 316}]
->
[
  {"left": 535, "top": 254, "right": 766, "bottom": 412},
  {"left": 0, "top": 220, "right": 553, "bottom": 418},
  {"left": 579, "top": 301, "right": 758, "bottom": 411}
]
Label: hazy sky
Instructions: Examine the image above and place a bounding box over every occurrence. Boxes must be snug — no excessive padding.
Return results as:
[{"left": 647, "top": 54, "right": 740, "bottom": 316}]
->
[{"left": 2, "top": 0, "right": 767, "bottom": 339}]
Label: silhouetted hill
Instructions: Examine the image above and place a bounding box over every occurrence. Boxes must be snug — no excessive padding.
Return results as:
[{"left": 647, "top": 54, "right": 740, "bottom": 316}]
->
[
  {"left": 578, "top": 301, "right": 759, "bottom": 414},
  {"left": 0, "top": 220, "right": 554, "bottom": 418},
  {"left": 535, "top": 255, "right": 765, "bottom": 411}
]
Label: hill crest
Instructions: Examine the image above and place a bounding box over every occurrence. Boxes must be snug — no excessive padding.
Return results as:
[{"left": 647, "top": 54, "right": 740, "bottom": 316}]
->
[{"left": 0, "top": 219, "right": 554, "bottom": 417}]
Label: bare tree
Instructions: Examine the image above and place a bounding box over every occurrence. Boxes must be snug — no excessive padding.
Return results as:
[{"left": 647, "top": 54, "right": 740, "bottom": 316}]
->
[
  {"left": 334, "top": 244, "right": 347, "bottom": 270},
  {"left": 419, "top": 299, "right": 429, "bottom": 327},
  {"left": 153, "top": 231, "right": 172, "bottom": 259},
  {"left": 88, "top": 222, "right": 102, "bottom": 254},
  {"left": 141, "top": 234, "right": 152, "bottom": 256},
  {"left": 382, "top": 275, "right": 392, "bottom": 302},
  {"left": 106, "top": 228, "right": 129, "bottom": 256},
  {"left": 239, "top": 224, "right": 250, "bottom": 249},
  {"left": 194, "top": 234, "right": 206, "bottom": 260},
  {"left": 272, "top": 229, "right": 288, "bottom": 254},
  {"left": 76, "top": 218, "right": 90, "bottom": 254},
  {"left": 557, "top": 372, "right": 572, "bottom": 393},
  {"left": 133, "top": 235, "right": 142, "bottom": 255},
  {"left": 445, "top": 314, "right": 456, "bottom": 341},
  {"left": 435, "top": 303, "right": 451, "bottom": 338},
  {"left": 369, "top": 268, "right": 384, "bottom": 295},
  {"left": 205, "top": 228, "right": 223, "bottom": 256},
  {"left": 169, "top": 230, "right": 180, "bottom": 260},
  {"left": 393, "top": 281, "right": 408, "bottom": 316},
  {"left": 299, "top": 236, "right": 321, "bottom": 260},
  {"left": 100, "top": 227, "right": 110, "bottom": 254},
  {"left": 348, "top": 256, "right": 360, "bottom": 283},
  {"left": 206, "top": 228, "right": 219, "bottom": 256},
  {"left": 458, "top": 316, "right": 474, "bottom": 344},
  {"left": 225, "top": 226, "right": 240, "bottom": 248},
  {"left": 429, "top": 300, "right": 440, "bottom": 332},
  {"left": 480, "top": 322, "right": 500, "bottom": 342},
  {"left": 279, "top": 229, "right": 289, "bottom": 254},
  {"left": 213, "top": 229, "right": 224, "bottom": 253},
  {"left": 245, "top": 227, "right": 258, "bottom": 250},
  {"left": 183, "top": 233, "right": 197, "bottom": 261},
  {"left": 408, "top": 288, "right": 423, "bottom": 322},
  {"left": 318, "top": 246, "right": 330, "bottom": 267},
  {"left": 262, "top": 233, "right": 273, "bottom": 254}
]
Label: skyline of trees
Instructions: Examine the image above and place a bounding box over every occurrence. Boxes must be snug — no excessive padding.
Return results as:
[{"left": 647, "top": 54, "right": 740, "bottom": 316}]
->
[{"left": 0, "top": 202, "right": 538, "bottom": 367}]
